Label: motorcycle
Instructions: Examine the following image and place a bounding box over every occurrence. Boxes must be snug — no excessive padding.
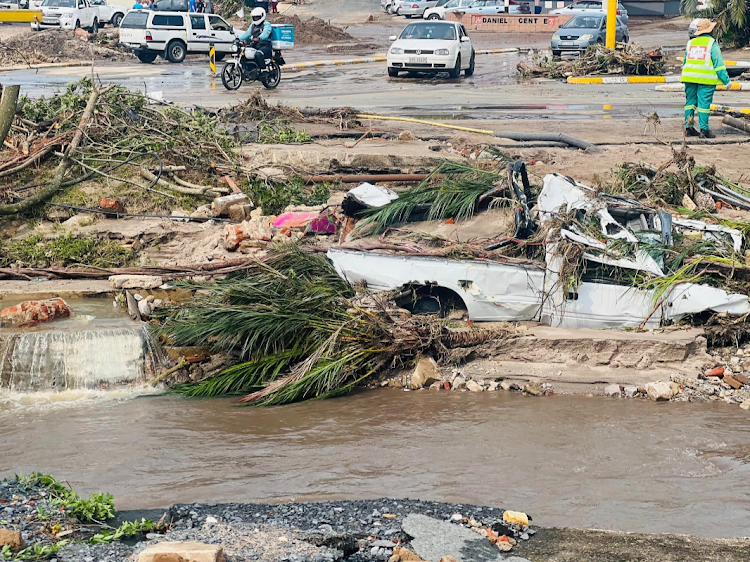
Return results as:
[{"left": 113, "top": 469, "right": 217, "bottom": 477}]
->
[{"left": 221, "top": 40, "right": 284, "bottom": 91}]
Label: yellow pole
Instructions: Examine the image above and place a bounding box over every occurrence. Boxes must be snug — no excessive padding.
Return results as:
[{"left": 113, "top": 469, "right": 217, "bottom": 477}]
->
[
  {"left": 605, "top": 0, "right": 617, "bottom": 49},
  {"left": 209, "top": 44, "right": 216, "bottom": 73}
]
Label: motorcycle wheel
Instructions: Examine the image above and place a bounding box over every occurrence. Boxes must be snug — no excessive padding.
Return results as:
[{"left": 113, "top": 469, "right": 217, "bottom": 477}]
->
[
  {"left": 261, "top": 61, "right": 281, "bottom": 90},
  {"left": 221, "top": 62, "right": 243, "bottom": 91}
]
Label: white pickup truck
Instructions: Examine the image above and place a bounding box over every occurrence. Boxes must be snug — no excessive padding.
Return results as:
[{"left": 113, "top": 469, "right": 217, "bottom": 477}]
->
[
  {"left": 88, "top": 0, "right": 126, "bottom": 27},
  {"left": 30, "top": 0, "right": 99, "bottom": 32}
]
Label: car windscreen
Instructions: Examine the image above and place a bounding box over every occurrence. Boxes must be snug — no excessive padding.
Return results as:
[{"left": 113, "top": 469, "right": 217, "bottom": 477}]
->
[
  {"left": 399, "top": 23, "right": 456, "bottom": 40},
  {"left": 436, "top": 0, "right": 451, "bottom": 6},
  {"left": 120, "top": 11, "right": 149, "bottom": 28},
  {"left": 563, "top": 15, "right": 603, "bottom": 28},
  {"left": 41, "top": 0, "right": 75, "bottom": 6}
]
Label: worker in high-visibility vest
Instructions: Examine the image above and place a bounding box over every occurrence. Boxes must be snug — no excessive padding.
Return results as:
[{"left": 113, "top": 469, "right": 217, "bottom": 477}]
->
[{"left": 681, "top": 19, "right": 730, "bottom": 139}]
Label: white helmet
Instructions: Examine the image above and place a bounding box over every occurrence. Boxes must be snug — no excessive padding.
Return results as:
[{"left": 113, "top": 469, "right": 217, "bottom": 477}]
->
[
  {"left": 688, "top": 18, "right": 700, "bottom": 39},
  {"left": 251, "top": 7, "right": 266, "bottom": 25}
]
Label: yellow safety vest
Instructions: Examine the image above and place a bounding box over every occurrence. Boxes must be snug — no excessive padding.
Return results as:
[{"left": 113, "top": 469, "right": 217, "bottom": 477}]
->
[{"left": 681, "top": 35, "right": 721, "bottom": 85}]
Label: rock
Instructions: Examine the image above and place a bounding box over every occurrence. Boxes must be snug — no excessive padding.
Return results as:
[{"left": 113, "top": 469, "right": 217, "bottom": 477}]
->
[
  {"left": 153, "top": 555, "right": 187, "bottom": 562},
  {"left": 623, "top": 385, "right": 638, "bottom": 398},
  {"left": 402, "top": 514, "right": 524, "bottom": 562},
  {"left": 138, "top": 299, "right": 153, "bottom": 317},
  {"left": 487, "top": 381, "right": 499, "bottom": 391},
  {"left": 191, "top": 205, "right": 216, "bottom": 219},
  {"left": 438, "top": 557, "right": 458, "bottom": 562},
  {"left": 133, "top": 293, "right": 144, "bottom": 301},
  {"left": 74, "top": 26, "right": 89, "bottom": 38},
  {"left": 724, "top": 374, "right": 743, "bottom": 389},
  {"left": 450, "top": 513, "right": 463, "bottom": 522},
  {"left": 137, "top": 542, "right": 225, "bottom": 562},
  {"left": 398, "top": 130, "right": 417, "bottom": 141},
  {"left": 452, "top": 376, "right": 466, "bottom": 390},
  {"left": 0, "top": 529, "right": 24, "bottom": 553},
  {"left": 390, "top": 547, "right": 424, "bottom": 562},
  {"left": 410, "top": 356, "right": 441, "bottom": 389},
  {"left": 731, "top": 356, "right": 741, "bottom": 366},
  {"left": 204, "top": 516, "right": 218, "bottom": 525},
  {"left": 503, "top": 510, "right": 530, "bottom": 528},
  {"left": 429, "top": 382, "right": 442, "bottom": 391},
  {"left": 500, "top": 381, "right": 514, "bottom": 391},
  {"left": 733, "top": 373, "right": 748, "bottom": 385},
  {"left": 212, "top": 193, "right": 252, "bottom": 217},
  {"left": 99, "top": 197, "right": 126, "bottom": 215},
  {"left": 372, "top": 540, "right": 396, "bottom": 548},
  {"left": 496, "top": 541, "right": 513, "bottom": 552},
  {"left": 740, "top": 399, "right": 750, "bottom": 410},
  {"left": 109, "top": 275, "right": 163, "bottom": 290},
  {"left": 146, "top": 295, "right": 156, "bottom": 303},
  {"left": 0, "top": 298, "right": 72, "bottom": 328},
  {"left": 646, "top": 381, "right": 673, "bottom": 401},
  {"left": 466, "top": 380, "right": 484, "bottom": 392},
  {"left": 223, "top": 217, "right": 273, "bottom": 251},
  {"left": 670, "top": 381, "right": 681, "bottom": 396},
  {"left": 604, "top": 384, "right": 621, "bottom": 397},
  {"left": 228, "top": 203, "right": 254, "bottom": 222},
  {"left": 62, "top": 213, "right": 93, "bottom": 227},
  {"left": 523, "top": 382, "right": 545, "bottom": 396}
]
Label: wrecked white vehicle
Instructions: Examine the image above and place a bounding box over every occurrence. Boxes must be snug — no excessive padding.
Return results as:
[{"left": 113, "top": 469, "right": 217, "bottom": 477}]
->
[{"left": 328, "top": 173, "right": 750, "bottom": 329}]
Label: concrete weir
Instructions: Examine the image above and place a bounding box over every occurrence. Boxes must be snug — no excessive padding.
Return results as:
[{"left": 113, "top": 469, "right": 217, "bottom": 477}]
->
[{"left": 450, "top": 326, "right": 712, "bottom": 392}]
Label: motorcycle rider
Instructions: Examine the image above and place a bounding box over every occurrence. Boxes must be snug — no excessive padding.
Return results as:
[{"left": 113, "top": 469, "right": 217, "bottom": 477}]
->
[{"left": 238, "top": 7, "right": 273, "bottom": 71}]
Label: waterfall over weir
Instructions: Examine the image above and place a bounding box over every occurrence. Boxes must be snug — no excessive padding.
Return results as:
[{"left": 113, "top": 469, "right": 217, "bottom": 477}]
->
[{"left": 0, "top": 324, "right": 165, "bottom": 392}]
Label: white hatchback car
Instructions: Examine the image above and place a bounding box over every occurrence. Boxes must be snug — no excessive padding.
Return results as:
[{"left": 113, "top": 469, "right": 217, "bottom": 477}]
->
[
  {"left": 387, "top": 20, "right": 475, "bottom": 78},
  {"left": 423, "top": 0, "right": 473, "bottom": 20}
]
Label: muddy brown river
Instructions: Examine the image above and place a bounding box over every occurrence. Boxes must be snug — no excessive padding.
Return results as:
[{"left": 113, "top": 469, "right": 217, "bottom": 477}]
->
[{"left": 1, "top": 390, "right": 749, "bottom": 538}]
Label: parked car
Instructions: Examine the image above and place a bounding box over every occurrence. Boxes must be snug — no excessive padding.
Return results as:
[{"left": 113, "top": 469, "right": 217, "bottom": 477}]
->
[
  {"left": 549, "top": 1, "right": 628, "bottom": 24},
  {"left": 88, "top": 0, "right": 125, "bottom": 27},
  {"left": 30, "top": 0, "right": 99, "bottom": 32},
  {"left": 423, "top": 0, "right": 473, "bottom": 20},
  {"left": 398, "top": 0, "right": 441, "bottom": 18},
  {"left": 387, "top": 20, "right": 475, "bottom": 78},
  {"left": 459, "top": 0, "right": 523, "bottom": 15},
  {"left": 119, "top": 10, "right": 237, "bottom": 64},
  {"left": 551, "top": 14, "right": 628, "bottom": 56},
  {"left": 0, "top": 0, "right": 30, "bottom": 9}
]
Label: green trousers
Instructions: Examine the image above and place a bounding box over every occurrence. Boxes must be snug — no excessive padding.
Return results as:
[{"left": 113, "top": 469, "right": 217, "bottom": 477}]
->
[{"left": 684, "top": 82, "right": 716, "bottom": 131}]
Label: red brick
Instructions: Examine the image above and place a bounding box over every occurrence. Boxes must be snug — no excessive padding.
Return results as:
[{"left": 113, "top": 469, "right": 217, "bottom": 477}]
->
[{"left": 724, "top": 374, "right": 743, "bottom": 389}]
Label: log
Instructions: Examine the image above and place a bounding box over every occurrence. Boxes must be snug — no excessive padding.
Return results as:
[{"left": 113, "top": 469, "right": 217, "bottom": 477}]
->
[
  {"left": 722, "top": 115, "right": 750, "bottom": 135},
  {"left": 0, "top": 85, "right": 110, "bottom": 216},
  {"left": 140, "top": 167, "right": 215, "bottom": 197},
  {"left": 0, "top": 85, "right": 20, "bottom": 150}
]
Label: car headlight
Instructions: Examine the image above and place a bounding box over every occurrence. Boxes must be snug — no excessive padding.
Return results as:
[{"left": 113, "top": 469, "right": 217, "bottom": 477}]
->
[
  {"left": 60, "top": 13, "right": 73, "bottom": 18},
  {"left": 580, "top": 34, "right": 594, "bottom": 41},
  {"left": 434, "top": 49, "right": 450, "bottom": 56},
  {"left": 552, "top": 33, "right": 560, "bottom": 39},
  {"left": 232, "top": 44, "right": 239, "bottom": 53},
  {"left": 390, "top": 47, "right": 403, "bottom": 54}
]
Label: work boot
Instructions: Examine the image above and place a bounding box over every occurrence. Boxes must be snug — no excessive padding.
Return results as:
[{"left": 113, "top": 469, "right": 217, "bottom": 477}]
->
[
  {"left": 685, "top": 127, "right": 700, "bottom": 137},
  {"left": 699, "top": 129, "right": 716, "bottom": 139}
]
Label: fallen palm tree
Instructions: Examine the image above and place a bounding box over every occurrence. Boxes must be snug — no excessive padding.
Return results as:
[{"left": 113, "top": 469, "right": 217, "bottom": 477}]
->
[
  {"left": 156, "top": 245, "right": 510, "bottom": 406},
  {"left": 354, "top": 160, "right": 507, "bottom": 235},
  {"left": 518, "top": 43, "right": 665, "bottom": 79}
]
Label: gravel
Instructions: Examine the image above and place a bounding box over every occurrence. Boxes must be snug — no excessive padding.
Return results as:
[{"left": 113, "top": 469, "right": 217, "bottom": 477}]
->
[{"left": 1, "top": 477, "right": 532, "bottom": 561}]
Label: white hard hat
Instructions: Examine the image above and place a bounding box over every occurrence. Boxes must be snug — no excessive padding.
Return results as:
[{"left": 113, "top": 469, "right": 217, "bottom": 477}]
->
[{"left": 251, "top": 7, "right": 266, "bottom": 25}]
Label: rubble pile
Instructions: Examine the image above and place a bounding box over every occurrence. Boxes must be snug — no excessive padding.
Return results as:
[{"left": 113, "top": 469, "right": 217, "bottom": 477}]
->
[
  {"left": 0, "top": 29, "right": 131, "bottom": 66},
  {"left": 267, "top": 14, "right": 354, "bottom": 46},
  {"left": 518, "top": 43, "right": 665, "bottom": 78}
]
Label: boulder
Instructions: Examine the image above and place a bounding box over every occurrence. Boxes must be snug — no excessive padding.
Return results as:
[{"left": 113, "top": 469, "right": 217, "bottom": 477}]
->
[
  {"left": 390, "top": 546, "right": 424, "bottom": 562},
  {"left": 138, "top": 299, "right": 153, "bottom": 317},
  {"left": 724, "top": 374, "right": 744, "bottom": 389},
  {"left": 429, "top": 382, "right": 442, "bottom": 391},
  {"left": 137, "top": 542, "right": 225, "bottom": 562},
  {"left": 0, "top": 529, "right": 24, "bottom": 553},
  {"left": 500, "top": 380, "right": 514, "bottom": 391},
  {"left": 153, "top": 555, "right": 187, "bottom": 562},
  {"left": 228, "top": 203, "right": 254, "bottom": 222},
  {"left": 623, "top": 385, "right": 638, "bottom": 398},
  {"left": 109, "top": 275, "right": 163, "bottom": 290},
  {"left": 734, "top": 373, "right": 749, "bottom": 385},
  {"left": 0, "top": 298, "right": 71, "bottom": 328},
  {"left": 740, "top": 399, "right": 750, "bottom": 411},
  {"left": 452, "top": 376, "right": 466, "bottom": 390},
  {"left": 466, "top": 380, "right": 484, "bottom": 392},
  {"left": 604, "top": 384, "right": 621, "bottom": 397},
  {"left": 409, "top": 357, "right": 440, "bottom": 389},
  {"left": 523, "top": 382, "right": 545, "bottom": 396},
  {"left": 212, "top": 193, "right": 252, "bottom": 217},
  {"left": 646, "top": 381, "right": 673, "bottom": 401}
]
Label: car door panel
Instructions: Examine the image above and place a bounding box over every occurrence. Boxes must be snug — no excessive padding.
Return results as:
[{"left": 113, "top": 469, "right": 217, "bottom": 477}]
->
[
  {"left": 188, "top": 14, "right": 209, "bottom": 52},
  {"left": 208, "top": 15, "right": 235, "bottom": 52}
]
